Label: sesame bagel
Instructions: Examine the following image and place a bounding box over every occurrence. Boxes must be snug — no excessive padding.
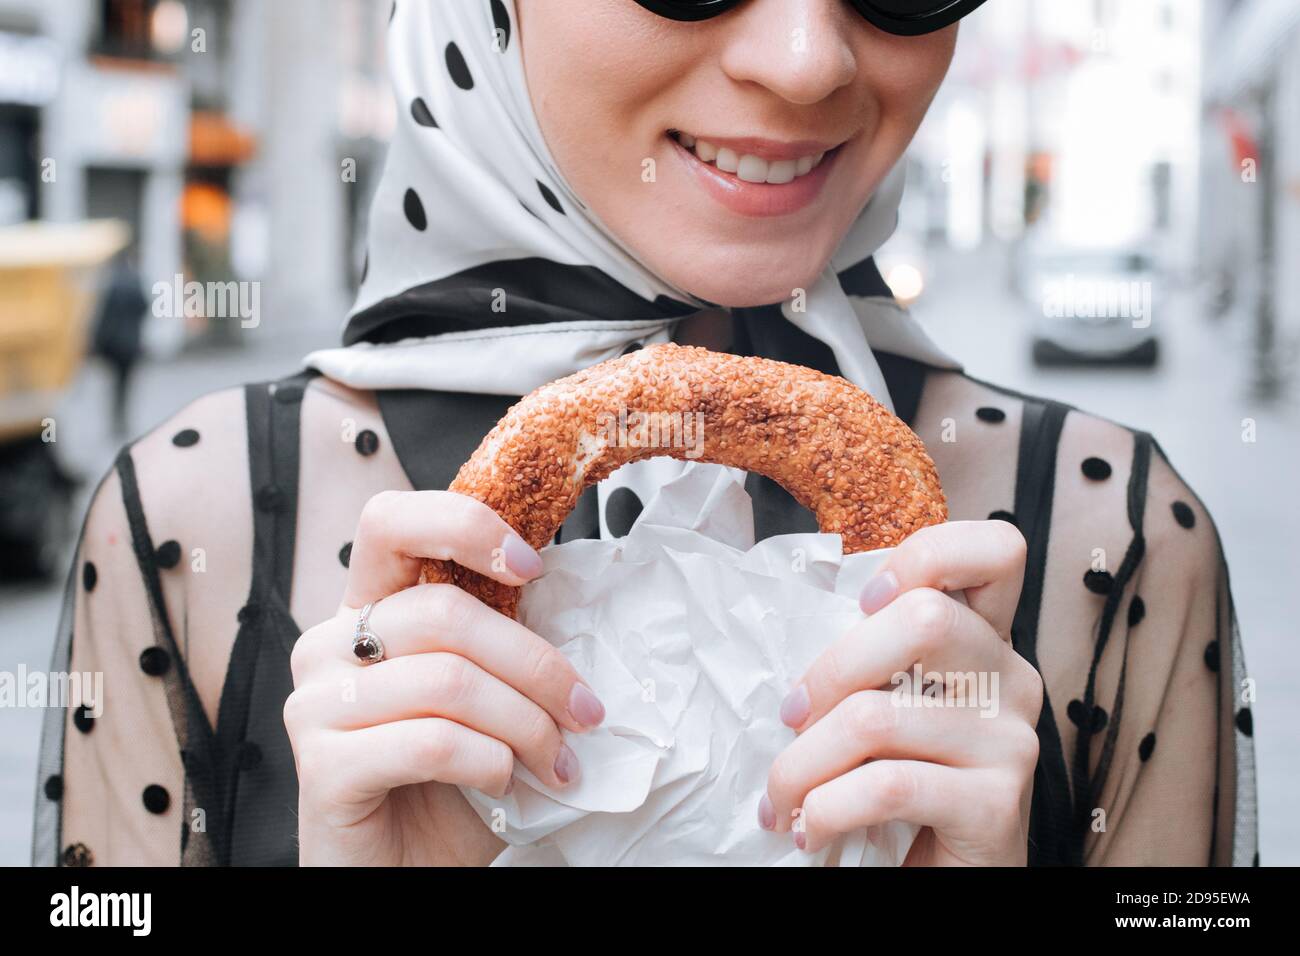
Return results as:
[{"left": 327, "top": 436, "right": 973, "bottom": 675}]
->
[{"left": 421, "top": 343, "right": 946, "bottom": 618}]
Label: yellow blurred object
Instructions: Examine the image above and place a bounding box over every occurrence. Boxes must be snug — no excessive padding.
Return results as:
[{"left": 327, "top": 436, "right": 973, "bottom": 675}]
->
[{"left": 0, "top": 220, "right": 130, "bottom": 441}]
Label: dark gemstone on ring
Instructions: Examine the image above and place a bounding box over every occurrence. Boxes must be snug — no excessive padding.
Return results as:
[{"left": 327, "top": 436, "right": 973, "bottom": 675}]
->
[{"left": 353, "top": 634, "right": 383, "bottom": 663}]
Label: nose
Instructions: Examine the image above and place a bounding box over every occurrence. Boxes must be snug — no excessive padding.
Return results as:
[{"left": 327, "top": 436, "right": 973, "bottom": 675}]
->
[{"left": 718, "top": 0, "right": 858, "bottom": 106}]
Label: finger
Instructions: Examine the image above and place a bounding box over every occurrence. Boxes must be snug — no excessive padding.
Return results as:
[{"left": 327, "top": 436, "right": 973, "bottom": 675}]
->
[
  {"left": 304, "top": 652, "right": 577, "bottom": 789},
  {"left": 328, "top": 718, "right": 515, "bottom": 801},
  {"left": 797, "top": 760, "right": 974, "bottom": 854},
  {"left": 783, "top": 587, "right": 1004, "bottom": 731},
  {"left": 767, "top": 689, "right": 1008, "bottom": 831},
  {"left": 342, "top": 490, "right": 544, "bottom": 609},
  {"left": 296, "top": 584, "right": 602, "bottom": 734},
  {"left": 860, "top": 520, "right": 1026, "bottom": 641}
]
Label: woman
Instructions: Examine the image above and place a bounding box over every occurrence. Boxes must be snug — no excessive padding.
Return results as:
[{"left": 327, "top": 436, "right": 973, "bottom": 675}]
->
[{"left": 35, "top": 0, "right": 1254, "bottom": 867}]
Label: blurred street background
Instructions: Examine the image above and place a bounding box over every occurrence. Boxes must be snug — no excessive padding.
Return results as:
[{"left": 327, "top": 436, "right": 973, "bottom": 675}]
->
[{"left": 1, "top": 0, "right": 1297, "bottom": 865}]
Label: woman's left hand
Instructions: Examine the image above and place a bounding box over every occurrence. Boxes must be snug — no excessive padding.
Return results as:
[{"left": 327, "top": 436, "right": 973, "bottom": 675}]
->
[{"left": 761, "top": 520, "right": 1043, "bottom": 866}]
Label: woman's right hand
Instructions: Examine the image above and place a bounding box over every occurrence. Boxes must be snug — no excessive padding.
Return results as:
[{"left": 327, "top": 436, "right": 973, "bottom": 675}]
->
[{"left": 285, "top": 490, "right": 605, "bottom": 866}]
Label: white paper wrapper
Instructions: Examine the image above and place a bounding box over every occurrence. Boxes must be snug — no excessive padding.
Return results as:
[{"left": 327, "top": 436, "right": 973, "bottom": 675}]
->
[{"left": 460, "top": 462, "right": 919, "bottom": 866}]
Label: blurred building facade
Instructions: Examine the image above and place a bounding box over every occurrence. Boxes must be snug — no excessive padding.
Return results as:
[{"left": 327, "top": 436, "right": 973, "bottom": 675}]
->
[
  {"left": 1199, "top": 0, "right": 1300, "bottom": 398},
  {"left": 0, "top": 0, "right": 392, "bottom": 349},
  {"left": 906, "top": 0, "right": 1202, "bottom": 262}
]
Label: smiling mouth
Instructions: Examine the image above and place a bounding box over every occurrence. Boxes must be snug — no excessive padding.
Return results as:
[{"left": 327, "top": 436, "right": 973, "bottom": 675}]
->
[{"left": 667, "top": 130, "right": 843, "bottom": 185}]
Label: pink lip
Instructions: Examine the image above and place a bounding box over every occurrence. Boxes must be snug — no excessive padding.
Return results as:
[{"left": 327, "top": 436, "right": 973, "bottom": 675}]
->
[{"left": 669, "top": 135, "right": 840, "bottom": 219}]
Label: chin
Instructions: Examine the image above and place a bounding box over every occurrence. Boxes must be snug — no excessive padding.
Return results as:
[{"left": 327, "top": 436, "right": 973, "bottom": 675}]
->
[
  {"left": 648, "top": 243, "right": 832, "bottom": 309},
  {"left": 673, "top": 266, "right": 827, "bottom": 309}
]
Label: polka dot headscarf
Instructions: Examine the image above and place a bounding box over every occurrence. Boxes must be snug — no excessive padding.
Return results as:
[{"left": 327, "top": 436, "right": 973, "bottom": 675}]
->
[{"left": 314, "top": 0, "right": 960, "bottom": 411}]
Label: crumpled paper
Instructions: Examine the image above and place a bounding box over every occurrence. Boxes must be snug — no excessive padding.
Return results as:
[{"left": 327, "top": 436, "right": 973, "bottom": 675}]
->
[{"left": 460, "top": 462, "right": 918, "bottom": 866}]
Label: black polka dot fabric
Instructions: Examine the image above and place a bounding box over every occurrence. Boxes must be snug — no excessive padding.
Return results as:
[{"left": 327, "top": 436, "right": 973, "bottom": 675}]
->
[
  {"left": 975, "top": 406, "right": 1006, "bottom": 424},
  {"left": 73, "top": 704, "right": 95, "bottom": 734},
  {"left": 1204, "top": 640, "right": 1221, "bottom": 672},
  {"left": 1235, "top": 708, "right": 1253, "bottom": 737},
  {"left": 403, "top": 188, "right": 428, "bottom": 231},
  {"left": 355, "top": 430, "right": 380, "bottom": 456},
  {"left": 1139, "top": 732, "right": 1156, "bottom": 762},
  {"left": 1127, "top": 595, "right": 1146, "bottom": 628},
  {"left": 538, "top": 180, "right": 564, "bottom": 215},
  {"left": 138, "top": 647, "right": 171, "bottom": 677},
  {"left": 1172, "top": 500, "right": 1196, "bottom": 529},
  {"left": 339, "top": 542, "right": 353, "bottom": 568},
  {"left": 605, "top": 487, "right": 644, "bottom": 538},
  {"left": 410, "top": 96, "right": 438, "bottom": 128},
  {"left": 1067, "top": 699, "right": 1107, "bottom": 733},
  {"left": 171, "top": 428, "right": 199, "bottom": 448},
  {"left": 142, "top": 784, "right": 170, "bottom": 814},
  {"left": 237, "top": 603, "right": 263, "bottom": 626},
  {"left": 1083, "top": 569, "right": 1114, "bottom": 595},
  {"left": 155, "top": 540, "right": 181, "bottom": 569},
  {"left": 1081, "top": 457, "right": 1112, "bottom": 481},
  {"left": 44, "top": 775, "right": 63, "bottom": 801},
  {"left": 445, "top": 42, "right": 474, "bottom": 90},
  {"left": 490, "top": 0, "right": 511, "bottom": 50},
  {"left": 82, "top": 561, "right": 97, "bottom": 593},
  {"left": 988, "top": 510, "right": 1017, "bottom": 526}
]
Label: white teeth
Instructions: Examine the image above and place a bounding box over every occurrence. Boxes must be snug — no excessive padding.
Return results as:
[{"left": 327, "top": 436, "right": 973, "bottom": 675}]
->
[
  {"left": 675, "top": 132, "right": 828, "bottom": 183},
  {"left": 765, "top": 159, "right": 797, "bottom": 185},
  {"left": 737, "top": 154, "right": 768, "bottom": 183}
]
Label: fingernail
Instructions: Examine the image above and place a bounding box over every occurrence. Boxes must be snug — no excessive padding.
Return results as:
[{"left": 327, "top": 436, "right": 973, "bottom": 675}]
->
[
  {"left": 859, "top": 569, "right": 899, "bottom": 615},
  {"left": 794, "top": 830, "right": 807, "bottom": 850},
  {"left": 502, "top": 533, "right": 543, "bottom": 580},
  {"left": 758, "top": 794, "right": 776, "bottom": 831},
  {"left": 780, "top": 684, "right": 810, "bottom": 729},
  {"left": 568, "top": 683, "right": 606, "bottom": 728},
  {"left": 554, "top": 744, "right": 580, "bottom": 785}
]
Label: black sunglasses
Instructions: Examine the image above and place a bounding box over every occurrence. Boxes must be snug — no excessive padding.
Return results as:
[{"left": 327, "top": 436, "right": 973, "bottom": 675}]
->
[{"left": 633, "top": 0, "right": 987, "bottom": 36}]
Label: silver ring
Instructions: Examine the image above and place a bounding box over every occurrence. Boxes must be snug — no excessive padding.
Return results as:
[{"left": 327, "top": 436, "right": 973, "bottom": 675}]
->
[{"left": 351, "top": 602, "right": 385, "bottom": 665}]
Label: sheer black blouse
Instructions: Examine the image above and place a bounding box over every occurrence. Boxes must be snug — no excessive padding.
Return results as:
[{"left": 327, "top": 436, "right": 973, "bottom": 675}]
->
[{"left": 33, "top": 328, "right": 1256, "bottom": 866}]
